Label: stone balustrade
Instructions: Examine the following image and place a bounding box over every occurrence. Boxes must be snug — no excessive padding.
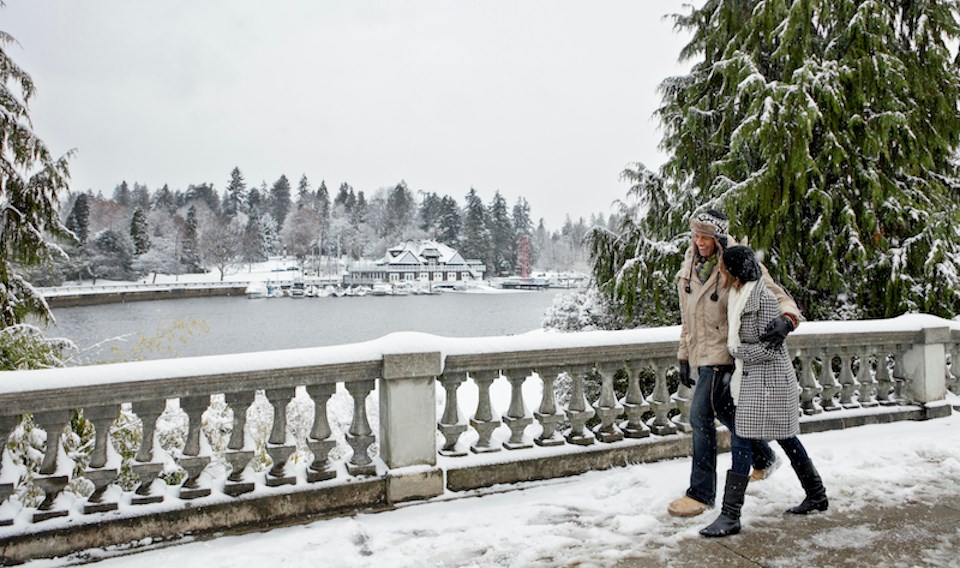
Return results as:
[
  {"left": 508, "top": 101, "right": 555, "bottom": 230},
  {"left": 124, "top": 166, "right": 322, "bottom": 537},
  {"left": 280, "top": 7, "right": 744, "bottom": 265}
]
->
[{"left": 0, "top": 314, "right": 956, "bottom": 563}]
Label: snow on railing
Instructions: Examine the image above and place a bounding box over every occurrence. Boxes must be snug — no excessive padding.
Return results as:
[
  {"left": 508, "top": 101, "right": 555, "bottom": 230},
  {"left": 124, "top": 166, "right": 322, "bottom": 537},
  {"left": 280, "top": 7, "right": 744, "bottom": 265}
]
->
[{"left": 0, "top": 314, "right": 955, "bottom": 562}]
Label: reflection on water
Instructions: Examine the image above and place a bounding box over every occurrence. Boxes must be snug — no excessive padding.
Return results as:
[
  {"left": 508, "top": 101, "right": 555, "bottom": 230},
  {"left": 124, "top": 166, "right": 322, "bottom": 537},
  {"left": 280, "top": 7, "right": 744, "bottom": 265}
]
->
[{"left": 44, "top": 290, "right": 563, "bottom": 364}]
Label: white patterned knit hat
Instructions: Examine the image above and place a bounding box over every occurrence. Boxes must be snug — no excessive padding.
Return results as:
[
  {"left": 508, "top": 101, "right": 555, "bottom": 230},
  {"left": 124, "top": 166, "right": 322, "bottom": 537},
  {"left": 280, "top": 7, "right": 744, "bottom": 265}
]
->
[{"left": 690, "top": 209, "right": 729, "bottom": 241}]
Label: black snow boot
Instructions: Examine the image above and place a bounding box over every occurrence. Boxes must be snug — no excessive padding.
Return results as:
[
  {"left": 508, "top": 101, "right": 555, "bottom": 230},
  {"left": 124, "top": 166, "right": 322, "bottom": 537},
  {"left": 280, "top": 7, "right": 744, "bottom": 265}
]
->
[
  {"left": 787, "top": 458, "right": 828, "bottom": 515},
  {"left": 700, "top": 470, "right": 749, "bottom": 537}
]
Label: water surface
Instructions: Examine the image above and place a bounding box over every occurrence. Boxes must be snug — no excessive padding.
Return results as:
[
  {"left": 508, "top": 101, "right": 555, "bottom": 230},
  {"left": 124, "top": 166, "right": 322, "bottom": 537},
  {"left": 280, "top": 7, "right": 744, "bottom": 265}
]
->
[{"left": 45, "top": 290, "right": 562, "bottom": 364}]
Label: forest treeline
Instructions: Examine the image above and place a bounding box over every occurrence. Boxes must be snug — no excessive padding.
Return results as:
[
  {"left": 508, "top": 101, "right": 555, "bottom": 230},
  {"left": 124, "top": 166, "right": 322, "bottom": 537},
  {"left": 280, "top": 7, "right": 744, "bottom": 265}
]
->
[{"left": 36, "top": 168, "right": 610, "bottom": 284}]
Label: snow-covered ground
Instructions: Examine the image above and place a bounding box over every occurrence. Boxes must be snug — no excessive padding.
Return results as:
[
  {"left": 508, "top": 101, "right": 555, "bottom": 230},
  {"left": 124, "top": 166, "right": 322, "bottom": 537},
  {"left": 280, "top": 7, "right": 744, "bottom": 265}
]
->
[{"left": 21, "top": 406, "right": 960, "bottom": 568}]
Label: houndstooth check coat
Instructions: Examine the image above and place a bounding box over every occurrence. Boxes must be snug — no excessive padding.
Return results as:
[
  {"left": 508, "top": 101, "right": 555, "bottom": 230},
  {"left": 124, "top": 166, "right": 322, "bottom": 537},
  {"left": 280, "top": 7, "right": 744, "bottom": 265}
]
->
[{"left": 730, "top": 280, "right": 800, "bottom": 440}]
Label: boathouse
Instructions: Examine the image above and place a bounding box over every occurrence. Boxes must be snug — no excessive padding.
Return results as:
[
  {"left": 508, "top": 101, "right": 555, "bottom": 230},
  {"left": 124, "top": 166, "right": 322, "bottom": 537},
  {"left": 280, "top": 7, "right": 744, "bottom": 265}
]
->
[{"left": 344, "top": 240, "right": 486, "bottom": 286}]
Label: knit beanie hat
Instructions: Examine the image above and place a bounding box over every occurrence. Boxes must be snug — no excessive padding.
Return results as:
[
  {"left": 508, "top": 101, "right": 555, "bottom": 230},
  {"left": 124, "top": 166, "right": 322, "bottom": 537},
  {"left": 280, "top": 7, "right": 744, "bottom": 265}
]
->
[
  {"left": 690, "top": 209, "right": 729, "bottom": 248},
  {"left": 722, "top": 245, "right": 761, "bottom": 283}
]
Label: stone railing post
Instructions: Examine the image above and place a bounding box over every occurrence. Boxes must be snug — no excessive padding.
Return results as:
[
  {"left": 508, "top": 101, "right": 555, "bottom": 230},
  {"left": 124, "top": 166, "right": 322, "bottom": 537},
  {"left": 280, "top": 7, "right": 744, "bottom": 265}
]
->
[
  {"left": 902, "top": 326, "right": 949, "bottom": 404},
  {"left": 380, "top": 352, "right": 443, "bottom": 504},
  {"left": 437, "top": 372, "right": 468, "bottom": 456}
]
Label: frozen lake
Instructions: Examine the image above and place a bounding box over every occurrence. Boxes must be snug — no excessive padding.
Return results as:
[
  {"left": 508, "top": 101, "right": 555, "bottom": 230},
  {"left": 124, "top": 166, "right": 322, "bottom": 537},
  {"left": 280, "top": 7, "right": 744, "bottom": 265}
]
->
[{"left": 44, "top": 289, "right": 564, "bottom": 365}]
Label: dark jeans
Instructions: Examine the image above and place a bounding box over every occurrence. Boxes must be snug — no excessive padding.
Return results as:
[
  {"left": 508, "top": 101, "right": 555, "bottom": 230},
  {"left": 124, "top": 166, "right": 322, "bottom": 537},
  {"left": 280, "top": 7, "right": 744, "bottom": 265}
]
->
[
  {"left": 731, "top": 434, "right": 810, "bottom": 475},
  {"left": 686, "top": 365, "right": 776, "bottom": 505}
]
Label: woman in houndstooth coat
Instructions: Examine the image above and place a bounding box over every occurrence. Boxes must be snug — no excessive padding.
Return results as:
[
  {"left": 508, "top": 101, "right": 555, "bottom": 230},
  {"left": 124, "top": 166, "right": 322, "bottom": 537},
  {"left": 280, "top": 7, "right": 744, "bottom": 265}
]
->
[{"left": 700, "top": 246, "right": 829, "bottom": 538}]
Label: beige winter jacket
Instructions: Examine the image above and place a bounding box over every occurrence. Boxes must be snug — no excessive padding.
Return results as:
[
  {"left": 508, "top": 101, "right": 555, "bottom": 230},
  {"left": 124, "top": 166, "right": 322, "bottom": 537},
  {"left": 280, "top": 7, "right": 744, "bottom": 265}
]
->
[{"left": 676, "top": 244, "right": 801, "bottom": 369}]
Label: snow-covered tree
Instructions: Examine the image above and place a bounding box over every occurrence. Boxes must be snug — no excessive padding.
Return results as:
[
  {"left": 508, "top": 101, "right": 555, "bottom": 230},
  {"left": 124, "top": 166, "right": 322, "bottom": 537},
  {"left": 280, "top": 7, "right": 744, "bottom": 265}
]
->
[
  {"left": 111, "top": 180, "right": 131, "bottom": 208},
  {"left": 223, "top": 167, "right": 247, "bottom": 217},
  {"left": 592, "top": 0, "right": 960, "bottom": 325},
  {"left": 487, "top": 191, "right": 515, "bottom": 276},
  {"left": 0, "top": 25, "right": 73, "bottom": 327},
  {"left": 461, "top": 188, "right": 491, "bottom": 268},
  {"left": 241, "top": 216, "right": 268, "bottom": 265},
  {"left": 269, "top": 175, "right": 292, "bottom": 231},
  {"left": 281, "top": 206, "right": 320, "bottom": 266},
  {"left": 65, "top": 192, "right": 90, "bottom": 245},
  {"left": 130, "top": 206, "right": 150, "bottom": 255},
  {"left": 85, "top": 228, "right": 135, "bottom": 282},
  {"left": 130, "top": 182, "right": 150, "bottom": 211},
  {"left": 180, "top": 205, "right": 202, "bottom": 273},
  {"left": 199, "top": 216, "right": 243, "bottom": 281},
  {"left": 436, "top": 195, "right": 462, "bottom": 249}
]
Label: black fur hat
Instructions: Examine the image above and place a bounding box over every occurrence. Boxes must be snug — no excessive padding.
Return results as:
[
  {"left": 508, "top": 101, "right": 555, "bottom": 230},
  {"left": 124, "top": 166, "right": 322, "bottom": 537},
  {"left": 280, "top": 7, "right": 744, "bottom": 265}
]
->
[{"left": 722, "top": 245, "right": 761, "bottom": 283}]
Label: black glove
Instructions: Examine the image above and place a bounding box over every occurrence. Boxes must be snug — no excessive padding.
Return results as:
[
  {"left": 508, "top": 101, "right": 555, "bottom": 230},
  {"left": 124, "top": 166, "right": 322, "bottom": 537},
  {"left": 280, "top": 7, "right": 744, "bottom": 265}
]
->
[
  {"left": 760, "top": 315, "right": 795, "bottom": 349},
  {"left": 679, "top": 360, "right": 694, "bottom": 388}
]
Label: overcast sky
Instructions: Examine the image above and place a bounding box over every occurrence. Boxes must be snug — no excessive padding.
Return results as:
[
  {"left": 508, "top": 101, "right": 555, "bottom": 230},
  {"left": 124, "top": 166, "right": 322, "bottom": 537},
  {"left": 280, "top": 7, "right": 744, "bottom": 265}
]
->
[{"left": 4, "top": 1, "right": 699, "bottom": 229}]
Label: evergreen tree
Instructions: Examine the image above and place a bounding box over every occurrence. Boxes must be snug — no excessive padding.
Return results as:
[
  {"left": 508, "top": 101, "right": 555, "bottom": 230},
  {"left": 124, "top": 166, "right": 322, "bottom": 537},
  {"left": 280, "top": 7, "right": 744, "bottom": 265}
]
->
[
  {"left": 185, "top": 183, "right": 220, "bottom": 215},
  {"left": 593, "top": 0, "right": 960, "bottom": 324},
  {"left": 224, "top": 167, "right": 247, "bottom": 217},
  {"left": 436, "top": 195, "right": 462, "bottom": 248},
  {"left": 85, "top": 228, "right": 135, "bottom": 281},
  {"left": 242, "top": 216, "right": 268, "bottom": 264},
  {"left": 316, "top": 181, "right": 331, "bottom": 256},
  {"left": 246, "top": 187, "right": 263, "bottom": 218},
  {"left": 112, "top": 181, "right": 131, "bottom": 207},
  {"left": 461, "top": 188, "right": 491, "bottom": 269},
  {"left": 334, "top": 183, "right": 355, "bottom": 213},
  {"left": 383, "top": 181, "right": 415, "bottom": 240},
  {"left": 131, "top": 183, "right": 150, "bottom": 211},
  {"left": 512, "top": 197, "right": 533, "bottom": 274},
  {"left": 0, "top": 25, "right": 73, "bottom": 326},
  {"left": 296, "top": 174, "right": 311, "bottom": 209},
  {"left": 181, "top": 206, "right": 202, "bottom": 272},
  {"left": 130, "top": 207, "right": 150, "bottom": 255},
  {"left": 487, "top": 191, "right": 515, "bottom": 276},
  {"left": 270, "top": 175, "right": 292, "bottom": 230},
  {"left": 152, "top": 184, "right": 175, "bottom": 213},
  {"left": 419, "top": 192, "right": 443, "bottom": 235},
  {"left": 65, "top": 193, "right": 91, "bottom": 245}
]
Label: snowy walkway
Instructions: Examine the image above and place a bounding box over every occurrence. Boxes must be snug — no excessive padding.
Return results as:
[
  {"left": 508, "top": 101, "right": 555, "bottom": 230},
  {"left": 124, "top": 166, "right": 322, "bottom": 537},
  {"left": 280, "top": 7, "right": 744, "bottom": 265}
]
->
[{"left": 26, "top": 410, "right": 960, "bottom": 568}]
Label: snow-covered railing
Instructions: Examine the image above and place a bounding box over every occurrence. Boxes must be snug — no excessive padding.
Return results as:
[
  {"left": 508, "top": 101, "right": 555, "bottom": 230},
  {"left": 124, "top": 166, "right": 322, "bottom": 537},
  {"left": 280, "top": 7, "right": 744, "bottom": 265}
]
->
[{"left": 0, "top": 314, "right": 955, "bottom": 563}]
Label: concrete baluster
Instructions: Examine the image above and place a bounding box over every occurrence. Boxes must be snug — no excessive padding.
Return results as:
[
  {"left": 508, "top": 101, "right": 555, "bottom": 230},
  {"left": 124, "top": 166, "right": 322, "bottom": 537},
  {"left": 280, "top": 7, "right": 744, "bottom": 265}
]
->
[
  {"left": 345, "top": 380, "right": 377, "bottom": 475},
  {"left": 83, "top": 404, "right": 120, "bottom": 513},
  {"left": 437, "top": 372, "right": 468, "bottom": 456},
  {"left": 130, "top": 399, "right": 165, "bottom": 505},
  {"left": 223, "top": 390, "right": 256, "bottom": 495},
  {"left": 564, "top": 369, "right": 595, "bottom": 445},
  {"left": 798, "top": 351, "right": 823, "bottom": 415},
  {"left": 469, "top": 372, "right": 502, "bottom": 453},
  {"left": 305, "top": 383, "right": 337, "bottom": 483},
  {"left": 622, "top": 361, "right": 651, "bottom": 438},
  {"left": 502, "top": 369, "right": 533, "bottom": 450},
  {"left": 818, "top": 351, "right": 841, "bottom": 411},
  {"left": 946, "top": 342, "right": 959, "bottom": 395},
  {"left": 891, "top": 347, "right": 911, "bottom": 405},
  {"left": 646, "top": 359, "right": 677, "bottom": 435},
  {"left": 592, "top": 365, "right": 624, "bottom": 443},
  {"left": 0, "top": 415, "right": 20, "bottom": 525},
  {"left": 667, "top": 360, "right": 692, "bottom": 433},
  {"left": 876, "top": 351, "right": 895, "bottom": 405},
  {"left": 31, "top": 410, "right": 72, "bottom": 522},
  {"left": 857, "top": 350, "right": 879, "bottom": 407},
  {"left": 534, "top": 367, "right": 565, "bottom": 447},
  {"left": 264, "top": 387, "right": 297, "bottom": 486},
  {"left": 179, "top": 395, "right": 212, "bottom": 499},
  {"left": 838, "top": 352, "right": 860, "bottom": 409}
]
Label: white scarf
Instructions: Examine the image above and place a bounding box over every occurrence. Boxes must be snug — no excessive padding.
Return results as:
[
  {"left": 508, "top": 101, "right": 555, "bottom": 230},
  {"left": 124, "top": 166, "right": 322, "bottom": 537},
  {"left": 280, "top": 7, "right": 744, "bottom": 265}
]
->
[{"left": 727, "top": 279, "right": 757, "bottom": 405}]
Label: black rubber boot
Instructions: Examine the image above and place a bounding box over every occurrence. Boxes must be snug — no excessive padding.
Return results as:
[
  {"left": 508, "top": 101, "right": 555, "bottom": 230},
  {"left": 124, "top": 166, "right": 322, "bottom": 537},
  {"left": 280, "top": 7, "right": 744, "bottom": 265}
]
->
[
  {"left": 787, "top": 458, "right": 828, "bottom": 514},
  {"left": 700, "top": 470, "right": 749, "bottom": 537}
]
